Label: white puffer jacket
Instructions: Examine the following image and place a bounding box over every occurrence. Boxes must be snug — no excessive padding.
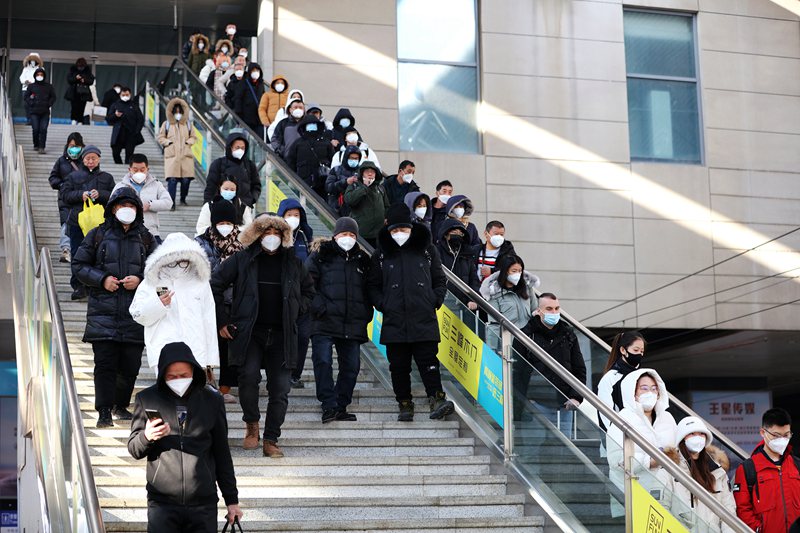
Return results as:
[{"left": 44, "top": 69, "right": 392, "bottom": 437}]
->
[{"left": 129, "top": 233, "right": 219, "bottom": 370}]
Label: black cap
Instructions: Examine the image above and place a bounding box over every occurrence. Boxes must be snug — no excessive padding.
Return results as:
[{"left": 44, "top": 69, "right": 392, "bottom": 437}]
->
[
  {"left": 386, "top": 203, "right": 412, "bottom": 230},
  {"left": 211, "top": 199, "right": 237, "bottom": 225}
]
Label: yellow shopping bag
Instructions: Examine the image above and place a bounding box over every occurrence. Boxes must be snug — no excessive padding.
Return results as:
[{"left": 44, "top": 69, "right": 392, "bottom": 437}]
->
[{"left": 78, "top": 199, "right": 105, "bottom": 236}]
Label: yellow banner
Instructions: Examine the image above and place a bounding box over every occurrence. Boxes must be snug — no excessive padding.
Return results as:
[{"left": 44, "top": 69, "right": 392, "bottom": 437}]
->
[
  {"left": 436, "top": 306, "right": 481, "bottom": 398},
  {"left": 268, "top": 180, "right": 287, "bottom": 213},
  {"left": 632, "top": 479, "right": 689, "bottom": 533},
  {"left": 191, "top": 124, "right": 205, "bottom": 167},
  {"left": 145, "top": 93, "right": 155, "bottom": 125}
]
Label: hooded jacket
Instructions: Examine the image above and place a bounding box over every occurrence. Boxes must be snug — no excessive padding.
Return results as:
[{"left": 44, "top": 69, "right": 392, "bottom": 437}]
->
[
  {"left": 59, "top": 162, "right": 116, "bottom": 227},
  {"left": 266, "top": 90, "right": 306, "bottom": 140},
  {"left": 204, "top": 132, "right": 261, "bottom": 207},
  {"left": 277, "top": 198, "right": 314, "bottom": 262},
  {"left": 130, "top": 233, "right": 219, "bottom": 369},
  {"left": 404, "top": 192, "right": 432, "bottom": 229},
  {"left": 72, "top": 188, "right": 158, "bottom": 343},
  {"left": 435, "top": 218, "right": 481, "bottom": 301},
  {"left": 368, "top": 223, "right": 447, "bottom": 344},
  {"left": 331, "top": 108, "right": 356, "bottom": 145},
  {"left": 232, "top": 63, "right": 265, "bottom": 130},
  {"left": 127, "top": 344, "right": 238, "bottom": 507},
  {"left": 49, "top": 138, "right": 84, "bottom": 224},
  {"left": 65, "top": 63, "right": 95, "bottom": 102},
  {"left": 597, "top": 356, "right": 641, "bottom": 433},
  {"left": 306, "top": 237, "right": 373, "bottom": 342},
  {"left": 209, "top": 214, "right": 314, "bottom": 368},
  {"left": 480, "top": 270, "right": 540, "bottom": 349},
  {"left": 215, "top": 38, "right": 234, "bottom": 56},
  {"left": 157, "top": 97, "right": 197, "bottom": 178},
  {"left": 286, "top": 115, "right": 335, "bottom": 190},
  {"left": 437, "top": 195, "right": 480, "bottom": 246},
  {"left": 343, "top": 161, "right": 390, "bottom": 240},
  {"left": 20, "top": 53, "right": 43, "bottom": 92},
  {"left": 271, "top": 98, "right": 305, "bottom": 158},
  {"left": 112, "top": 172, "right": 173, "bottom": 237},
  {"left": 258, "top": 75, "right": 290, "bottom": 125},
  {"left": 24, "top": 68, "right": 56, "bottom": 115},
  {"left": 188, "top": 34, "right": 211, "bottom": 75},
  {"left": 326, "top": 145, "right": 361, "bottom": 216},
  {"left": 330, "top": 133, "right": 382, "bottom": 170},
  {"left": 107, "top": 97, "right": 145, "bottom": 147}
]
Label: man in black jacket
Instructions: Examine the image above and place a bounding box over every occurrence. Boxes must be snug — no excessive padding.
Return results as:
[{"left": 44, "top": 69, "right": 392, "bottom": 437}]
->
[
  {"left": 128, "top": 342, "right": 242, "bottom": 532},
  {"left": 72, "top": 188, "right": 158, "bottom": 427},
  {"left": 106, "top": 87, "right": 144, "bottom": 164},
  {"left": 384, "top": 160, "right": 420, "bottom": 206},
  {"left": 306, "top": 217, "right": 372, "bottom": 423},
  {"left": 24, "top": 67, "right": 56, "bottom": 154},
  {"left": 210, "top": 213, "right": 314, "bottom": 458},
  {"left": 368, "top": 204, "right": 454, "bottom": 422},
  {"left": 204, "top": 132, "right": 261, "bottom": 208},
  {"left": 286, "top": 114, "right": 335, "bottom": 196},
  {"left": 435, "top": 218, "right": 480, "bottom": 310}
]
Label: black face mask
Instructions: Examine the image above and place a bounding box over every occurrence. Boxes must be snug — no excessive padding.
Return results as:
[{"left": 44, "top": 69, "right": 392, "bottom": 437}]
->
[
  {"left": 622, "top": 350, "right": 643, "bottom": 368},
  {"left": 448, "top": 234, "right": 464, "bottom": 247}
]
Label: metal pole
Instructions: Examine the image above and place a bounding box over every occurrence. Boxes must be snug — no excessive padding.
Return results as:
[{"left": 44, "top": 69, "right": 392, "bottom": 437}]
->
[
  {"left": 623, "top": 433, "right": 635, "bottom": 533},
  {"left": 501, "top": 327, "right": 514, "bottom": 460}
]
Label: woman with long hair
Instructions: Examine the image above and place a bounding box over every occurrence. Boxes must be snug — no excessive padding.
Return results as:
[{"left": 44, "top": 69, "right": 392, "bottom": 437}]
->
[{"left": 597, "top": 330, "right": 646, "bottom": 431}]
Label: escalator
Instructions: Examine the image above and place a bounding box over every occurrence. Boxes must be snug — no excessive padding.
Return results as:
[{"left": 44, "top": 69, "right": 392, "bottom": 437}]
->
[{"left": 152, "top": 58, "right": 751, "bottom": 532}]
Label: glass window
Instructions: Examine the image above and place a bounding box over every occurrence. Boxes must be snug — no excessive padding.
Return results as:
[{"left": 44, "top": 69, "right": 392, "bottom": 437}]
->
[
  {"left": 623, "top": 10, "right": 702, "bottom": 163},
  {"left": 397, "top": 0, "right": 477, "bottom": 64}
]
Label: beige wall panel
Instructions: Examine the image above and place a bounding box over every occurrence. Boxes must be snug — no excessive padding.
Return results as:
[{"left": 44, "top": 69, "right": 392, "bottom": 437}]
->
[
  {"left": 703, "top": 90, "right": 800, "bottom": 135},
  {"left": 701, "top": 51, "right": 800, "bottom": 95},
  {"left": 711, "top": 222, "right": 800, "bottom": 252},
  {"left": 272, "top": 61, "right": 397, "bottom": 108},
  {"left": 705, "top": 129, "right": 800, "bottom": 173},
  {"left": 710, "top": 195, "right": 800, "bottom": 225},
  {"left": 485, "top": 157, "right": 633, "bottom": 190},
  {"left": 713, "top": 275, "right": 800, "bottom": 303},
  {"left": 699, "top": 0, "right": 800, "bottom": 21},
  {"left": 623, "top": 0, "right": 698, "bottom": 10},
  {"left": 714, "top": 302, "right": 800, "bottom": 330},
  {"left": 712, "top": 248, "right": 800, "bottom": 277},
  {"left": 636, "top": 297, "right": 718, "bottom": 329},
  {"left": 630, "top": 163, "right": 711, "bottom": 220},
  {"left": 275, "top": 0, "right": 396, "bottom": 25},
  {"left": 274, "top": 20, "right": 397, "bottom": 65},
  {"left": 699, "top": 12, "right": 800, "bottom": 59},
  {"left": 497, "top": 213, "right": 634, "bottom": 246},
  {"left": 528, "top": 271, "right": 637, "bottom": 302},
  {"left": 514, "top": 242, "right": 634, "bottom": 273},
  {"left": 709, "top": 169, "right": 800, "bottom": 199},
  {"left": 563, "top": 300, "right": 639, "bottom": 329},
  {"left": 632, "top": 219, "right": 714, "bottom": 274},
  {"left": 632, "top": 274, "right": 716, "bottom": 328},
  {"left": 483, "top": 73, "right": 628, "bottom": 122},
  {"left": 394, "top": 152, "right": 487, "bottom": 202},
  {"left": 486, "top": 185, "right": 633, "bottom": 218}
]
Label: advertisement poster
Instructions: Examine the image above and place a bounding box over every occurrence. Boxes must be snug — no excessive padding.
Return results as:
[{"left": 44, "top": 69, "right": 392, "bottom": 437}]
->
[
  {"left": 691, "top": 391, "right": 771, "bottom": 453},
  {"left": 190, "top": 123, "right": 208, "bottom": 173},
  {"left": 145, "top": 93, "right": 155, "bottom": 126},
  {"left": 631, "top": 479, "right": 689, "bottom": 533}
]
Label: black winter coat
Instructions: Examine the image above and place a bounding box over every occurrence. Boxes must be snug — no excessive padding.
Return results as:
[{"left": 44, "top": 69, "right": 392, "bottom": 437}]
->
[
  {"left": 286, "top": 116, "right": 335, "bottom": 190},
  {"left": 101, "top": 88, "right": 120, "bottom": 108},
  {"left": 204, "top": 132, "right": 261, "bottom": 207},
  {"left": 65, "top": 65, "right": 95, "bottom": 102},
  {"left": 49, "top": 151, "right": 83, "bottom": 225},
  {"left": 128, "top": 348, "right": 238, "bottom": 507},
  {"left": 24, "top": 80, "right": 56, "bottom": 114},
  {"left": 270, "top": 115, "right": 302, "bottom": 159},
  {"left": 306, "top": 239, "right": 372, "bottom": 342},
  {"left": 522, "top": 316, "right": 587, "bottom": 406},
  {"left": 435, "top": 219, "right": 481, "bottom": 301},
  {"left": 383, "top": 175, "right": 420, "bottom": 207},
  {"left": 368, "top": 223, "right": 447, "bottom": 344},
  {"left": 209, "top": 245, "right": 314, "bottom": 369},
  {"left": 59, "top": 166, "right": 116, "bottom": 227},
  {"left": 107, "top": 100, "right": 145, "bottom": 147},
  {"left": 72, "top": 190, "right": 157, "bottom": 343},
  {"left": 232, "top": 71, "right": 265, "bottom": 130}
]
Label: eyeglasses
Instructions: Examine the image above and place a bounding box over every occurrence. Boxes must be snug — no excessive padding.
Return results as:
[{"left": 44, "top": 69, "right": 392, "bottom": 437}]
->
[
  {"left": 167, "top": 260, "right": 190, "bottom": 268},
  {"left": 637, "top": 386, "right": 659, "bottom": 393},
  {"left": 763, "top": 428, "right": 792, "bottom": 439}
]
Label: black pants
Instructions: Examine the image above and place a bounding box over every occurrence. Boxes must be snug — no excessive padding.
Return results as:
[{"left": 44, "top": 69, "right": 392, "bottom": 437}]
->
[
  {"left": 112, "top": 139, "right": 137, "bottom": 165},
  {"left": 385, "top": 341, "right": 443, "bottom": 402},
  {"left": 147, "top": 501, "right": 217, "bottom": 533},
  {"left": 238, "top": 329, "right": 291, "bottom": 442},
  {"left": 70, "top": 99, "right": 89, "bottom": 124},
  {"left": 167, "top": 178, "right": 192, "bottom": 204},
  {"left": 290, "top": 313, "right": 311, "bottom": 382},
  {"left": 92, "top": 341, "right": 144, "bottom": 411},
  {"left": 217, "top": 336, "right": 237, "bottom": 388},
  {"left": 31, "top": 112, "right": 49, "bottom": 148}
]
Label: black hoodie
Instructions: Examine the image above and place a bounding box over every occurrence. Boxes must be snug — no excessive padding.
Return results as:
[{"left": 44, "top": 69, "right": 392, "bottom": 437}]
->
[
  {"left": 286, "top": 115, "right": 335, "bottom": 191},
  {"left": 232, "top": 62, "right": 265, "bottom": 130},
  {"left": 204, "top": 131, "right": 261, "bottom": 207},
  {"left": 128, "top": 342, "right": 238, "bottom": 507},
  {"left": 332, "top": 108, "right": 356, "bottom": 145},
  {"left": 24, "top": 67, "right": 56, "bottom": 114}
]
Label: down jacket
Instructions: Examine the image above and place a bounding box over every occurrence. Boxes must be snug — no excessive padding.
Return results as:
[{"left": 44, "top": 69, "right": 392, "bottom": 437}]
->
[
  {"left": 209, "top": 214, "right": 314, "bottom": 369},
  {"left": 204, "top": 131, "right": 261, "bottom": 207},
  {"left": 343, "top": 161, "right": 389, "bottom": 241},
  {"left": 72, "top": 188, "right": 158, "bottom": 343},
  {"left": 480, "top": 270, "right": 540, "bottom": 350},
  {"left": 306, "top": 238, "right": 373, "bottom": 342},
  {"left": 112, "top": 173, "right": 173, "bottom": 237},
  {"left": 277, "top": 198, "right": 313, "bottom": 262},
  {"left": 59, "top": 164, "right": 115, "bottom": 228},
  {"left": 435, "top": 218, "right": 481, "bottom": 302},
  {"left": 325, "top": 145, "right": 361, "bottom": 216},
  {"left": 19, "top": 52, "right": 43, "bottom": 93},
  {"left": 232, "top": 63, "right": 266, "bottom": 132},
  {"left": 24, "top": 68, "right": 56, "bottom": 115},
  {"left": 285, "top": 115, "right": 335, "bottom": 191},
  {"left": 129, "top": 233, "right": 219, "bottom": 370},
  {"left": 49, "top": 142, "right": 84, "bottom": 225},
  {"left": 436, "top": 195, "right": 480, "bottom": 247},
  {"left": 188, "top": 34, "right": 211, "bottom": 75},
  {"left": 257, "top": 75, "right": 290, "bottom": 125},
  {"left": 157, "top": 97, "right": 197, "bottom": 178}
]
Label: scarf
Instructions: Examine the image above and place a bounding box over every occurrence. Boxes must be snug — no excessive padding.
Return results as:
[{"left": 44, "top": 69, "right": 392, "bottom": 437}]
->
[{"left": 207, "top": 226, "right": 244, "bottom": 262}]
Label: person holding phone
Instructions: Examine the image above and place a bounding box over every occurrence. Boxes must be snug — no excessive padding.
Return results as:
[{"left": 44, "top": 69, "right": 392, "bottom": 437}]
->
[{"left": 128, "top": 342, "right": 242, "bottom": 531}]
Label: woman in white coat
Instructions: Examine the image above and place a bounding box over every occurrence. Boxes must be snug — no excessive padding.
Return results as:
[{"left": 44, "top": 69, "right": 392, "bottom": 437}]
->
[
  {"left": 597, "top": 330, "right": 647, "bottom": 432},
  {"left": 606, "top": 368, "right": 677, "bottom": 516},
  {"left": 129, "top": 232, "right": 219, "bottom": 379}
]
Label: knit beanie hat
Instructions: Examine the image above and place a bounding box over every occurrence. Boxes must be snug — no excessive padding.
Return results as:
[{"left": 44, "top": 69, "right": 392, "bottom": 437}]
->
[
  {"left": 82, "top": 145, "right": 101, "bottom": 158},
  {"left": 386, "top": 203, "right": 412, "bottom": 230},
  {"left": 211, "top": 199, "right": 237, "bottom": 225},
  {"left": 333, "top": 216, "right": 359, "bottom": 237}
]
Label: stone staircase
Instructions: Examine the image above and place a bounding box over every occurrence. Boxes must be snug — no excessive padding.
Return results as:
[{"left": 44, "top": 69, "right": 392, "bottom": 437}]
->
[{"left": 18, "top": 122, "right": 545, "bottom": 531}]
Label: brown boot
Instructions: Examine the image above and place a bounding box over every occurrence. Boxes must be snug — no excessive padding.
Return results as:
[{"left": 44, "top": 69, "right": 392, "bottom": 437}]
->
[
  {"left": 243, "top": 422, "right": 260, "bottom": 450},
  {"left": 263, "top": 440, "right": 284, "bottom": 458}
]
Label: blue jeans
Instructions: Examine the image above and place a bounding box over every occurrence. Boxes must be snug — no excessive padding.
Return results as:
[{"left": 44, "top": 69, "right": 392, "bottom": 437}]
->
[
  {"left": 311, "top": 335, "right": 361, "bottom": 411},
  {"left": 31, "top": 112, "right": 49, "bottom": 148},
  {"left": 166, "top": 178, "right": 191, "bottom": 203},
  {"left": 68, "top": 223, "right": 85, "bottom": 290},
  {"left": 59, "top": 223, "right": 70, "bottom": 250}
]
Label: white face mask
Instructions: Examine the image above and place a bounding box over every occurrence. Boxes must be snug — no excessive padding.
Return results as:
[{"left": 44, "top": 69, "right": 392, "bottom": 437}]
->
[
  {"left": 291, "top": 108, "right": 304, "bottom": 119},
  {"left": 131, "top": 172, "right": 147, "bottom": 184},
  {"left": 261, "top": 235, "right": 281, "bottom": 251},
  {"left": 166, "top": 377, "right": 193, "bottom": 397},
  {"left": 174, "top": 112, "right": 183, "bottom": 121},
  {"left": 197, "top": 42, "right": 205, "bottom": 50},
  {"left": 637, "top": 392, "right": 658, "bottom": 411},
  {"left": 285, "top": 216, "right": 300, "bottom": 230},
  {"left": 507, "top": 272, "right": 522, "bottom": 285},
  {"left": 402, "top": 173, "right": 414, "bottom": 184},
  {"left": 231, "top": 148, "right": 245, "bottom": 160},
  {"left": 120, "top": 95, "right": 131, "bottom": 102},
  {"left": 274, "top": 82, "right": 285, "bottom": 92},
  {"left": 221, "top": 46, "right": 229, "bottom": 54},
  {"left": 250, "top": 71, "right": 260, "bottom": 80},
  {"left": 391, "top": 232, "right": 410, "bottom": 247},
  {"left": 363, "top": 178, "right": 374, "bottom": 187},
  {"left": 489, "top": 235, "right": 505, "bottom": 248},
  {"left": 239, "top": 51, "right": 248, "bottom": 58},
  {"left": 767, "top": 436, "right": 790, "bottom": 456},
  {"left": 231, "top": 70, "right": 242, "bottom": 80},
  {"left": 30, "top": 61, "right": 37, "bottom": 67},
  {"left": 345, "top": 133, "right": 359, "bottom": 144},
  {"left": 452, "top": 207, "right": 465, "bottom": 218},
  {"left": 336, "top": 236, "right": 356, "bottom": 251},
  {"left": 115, "top": 207, "right": 136, "bottom": 224},
  {"left": 339, "top": 118, "right": 351, "bottom": 128},
  {"left": 414, "top": 207, "right": 427, "bottom": 219},
  {"left": 438, "top": 194, "right": 451, "bottom": 204},
  {"left": 114, "top": 86, "right": 121, "bottom": 93},
  {"left": 684, "top": 435, "right": 707, "bottom": 453},
  {"left": 226, "top": 28, "right": 236, "bottom": 35},
  {"left": 216, "top": 224, "right": 234, "bottom": 237},
  {"left": 35, "top": 76, "right": 44, "bottom": 82}
]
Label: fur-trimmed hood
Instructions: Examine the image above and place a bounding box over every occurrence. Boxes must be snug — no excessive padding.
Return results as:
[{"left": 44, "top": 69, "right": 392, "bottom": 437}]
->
[
  {"left": 215, "top": 38, "right": 234, "bottom": 54},
  {"left": 143, "top": 232, "right": 211, "bottom": 285},
  {"left": 445, "top": 195, "right": 474, "bottom": 218},
  {"left": 165, "top": 97, "right": 189, "bottom": 125},
  {"left": 23, "top": 53, "right": 43, "bottom": 67},
  {"left": 191, "top": 34, "right": 210, "bottom": 54},
  {"left": 239, "top": 213, "right": 293, "bottom": 248},
  {"left": 479, "top": 269, "right": 541, "bottom": 300},
  {"left": 377, "top": 222, "right": 431, "bottom": 256}
]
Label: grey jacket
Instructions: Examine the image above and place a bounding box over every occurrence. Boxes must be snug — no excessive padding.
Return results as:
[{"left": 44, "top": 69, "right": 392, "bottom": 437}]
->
[
  {"left": 479, "top": 270, "right": 541, "bottom": 350},
  {"left": 112, "top": 173, "right": 173, "bottom": 237}
]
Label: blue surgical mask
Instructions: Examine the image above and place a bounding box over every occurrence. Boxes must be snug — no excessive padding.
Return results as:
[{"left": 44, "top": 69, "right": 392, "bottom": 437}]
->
[
  {"left": 347, "top": 159, "right": 359, "bottom": 169},
  {"left": 220, "top": 190, "right": 236, "bottom": 201},
  {"left": 542, "top": 313, "right": 560, "bottom": 327},
  {"left": 67, "top": 146, "right": 82, "bottom": 158},
  {"left": 306, "top": 123, "right": 318, "bottom": 132}
]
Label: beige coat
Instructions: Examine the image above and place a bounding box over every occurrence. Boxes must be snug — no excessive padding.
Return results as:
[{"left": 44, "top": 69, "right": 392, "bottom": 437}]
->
[{"left": 157, "top": 98, "right": 197, "bottom": 178}]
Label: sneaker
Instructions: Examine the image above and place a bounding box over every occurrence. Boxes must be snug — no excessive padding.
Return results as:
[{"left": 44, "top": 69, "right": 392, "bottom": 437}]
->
[
  {"left": 429, "top": 391, "right": 455, "bottom": 420},
  {"left": 290, "top": 378, "right": 305, "bottom": 389},
  {"left": 335, "top": 409, "right": 357, "bottom": 422},
  {"left": 96, "top": 408, "right": 113, "bottom": 428},
  {"left": 321, "top": 408, "right": 337, "bottom": 424},
  {"left": 222, "top": 393, "right": 237, "bottom": 404},
  {"left": 39, "top": 148, "right": 46, "bottom": 154},
  {"left": 60, "top": 249, "right": 71, "bottom": 263},
  {"left": 263, "top": 440, "right": 284, "bottom": 458},
  {"left": 71, "top": 120, "right": 77, "bottom": 126},
  {"left": 112, "top": 407, "right": 133, "bottom": 420},
  {"left": 243, "top": 421, "right": 260, "bottom": 450},
  {"left": 398, "top": 400, "right": 414, "bottom": 422},
  {"left": 170, "top": 203, "right": 176, "bottom": 212},
  {"left": 71, "top": 287, "right": 87, "bottom": 300},
  {"left": 180, "top": 200, "right": 188, "bottom": 207}
]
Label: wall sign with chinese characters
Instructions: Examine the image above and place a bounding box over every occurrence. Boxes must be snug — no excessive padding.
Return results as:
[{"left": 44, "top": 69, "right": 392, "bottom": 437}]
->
[{"left": 690, "top": 391, "right": 772, "bottom": 453}]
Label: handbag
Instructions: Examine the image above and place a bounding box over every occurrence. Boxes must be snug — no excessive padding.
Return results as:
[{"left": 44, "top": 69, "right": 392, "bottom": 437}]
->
[
  {"left": 78, "top": 199, "right": 105, "bottom": 236},
  {"left": 83, "top": 101, "right": 95, "bottom": 118},
  {"left": 76, "top": 84, "right": 92, "bottom": 101},
  {"left": 91, "top": 105, "right": 108, "bottom": 122},
  {"left": 221, "top": 517, "right": 243, "bottom": 532}
]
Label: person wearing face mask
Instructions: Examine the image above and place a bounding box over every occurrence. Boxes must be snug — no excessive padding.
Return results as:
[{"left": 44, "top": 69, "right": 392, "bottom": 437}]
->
[
  {"left": 331, "top": 108, "right": 356, "bottom": 147},
  {"left": 329, "top": 127, "right": 382, "bottom": 170},
  {"left": 477, "top": 221, "right": 517, "bottom": 282},
  {"left": 265, "top": 88, "right": 304, "bottom": 142},
  {"left": 733, "top": 408, "right": 800, "bottom": 532},
  {"left": 210, "top": 214, "right": 314, "bottom": 458},
  {"left": 200, "top": 52, "right": 234, "bottom": 105},
  {"left": 271, "top": 98, "right": 307, "bottom": 159},
  {"left": 19, "top": 52, "right": 43, "bottom": 124},
  {"left": 225, "top": 23, "right": 246, "bottom": 55},
  {"left": 442, "top": 195, "right": 480, "bottom": 247},
  {"left": 480, "top": 254, "right": 540, "bottom": 352},
  {"left": 196, "top": 177, "right": 254, "bottom": 236},
  {"left": 384, "top": 160, "right": 420, "bottom": 206},
  {"left": 435, "top": 219, "right": 481, "bottom": 311},
  {"left": 112, "top": 154, "right": 172, "bottom": 242},
  {"left": 223, "top": 56, "right": 247, "bottom": 108},
  {"left": 597, "top": 331, "right": 647, "bottom": 433},
  {"left": 430, "top": 180, "right": 454, "bottom": 241},
  {"left": 72, "top": 188, "right": 158, "bottom": 428},
  {"left": 24, "top": 67, "right": 56, "bottom": 154},
  {"left": 188, "top": 34, "right": 211, "bottom": 75},
  {"left": 65, "top": 57, "right": 95, "bottom": 125},
  {"left": 258, "top": 75, "right": 291, "bottom": 127},
  {"left": 286, "top": 115, "right": 335, "bottom": 196},
  {"left": 606, "top": 369, "right": 677, "bottom": 516},
  {"left": 662, "top": 417, "right": 736, "bottom": 533},
  {"left": 157, "top": 98, "right": 197, "bottom": 209},
  {"left": 229, "top": 63, "right": 266, "bottom": 138},
  {"left": 204, "top": 132, "right": 260, "bottom": 207},
  {"left": 325, "top": 145, "right": 361, "bottom": 217},
  {"left": 368, "top": 204, "right": 454, "bottom": 422},
  {"left": 306, "top": 217, "right": 372, "bottom": 423},
  {"left": 195, "top": 201, "right": 245, "bottom": 403},
  {"left": 101, "top": 82, "right": 122, "bottom": 108},
  {"left": 344, "top": 161, "right": 389, "bottom": 248},
  {"left": 59, "top": 145, "right": 116, "bottom": 300},
  {"left": 49, "top": 132, "right": 85, "bottom": 264},
  {"left": 128, "top": 342, "right": 242, "bottom": 531},
  {"left": 519, "top": 292, "right": 587, "bottom": 434},
  {"left": 106, "top": 87, "right": 145, "bottom": 165},
  {"left": 404, "top": 191, "right": 432, "bottom": 230},
  {"left": 214, "top": 36, "right": 235, "bottom": 59}
]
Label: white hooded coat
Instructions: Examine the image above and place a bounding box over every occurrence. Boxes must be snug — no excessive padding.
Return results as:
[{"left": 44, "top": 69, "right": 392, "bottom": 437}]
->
[
  {"left": 20, "top": 53, "right": 43, "bottom": 92},
  {"left": 129, "top": 233, "right": 219, "bottom": 370}
]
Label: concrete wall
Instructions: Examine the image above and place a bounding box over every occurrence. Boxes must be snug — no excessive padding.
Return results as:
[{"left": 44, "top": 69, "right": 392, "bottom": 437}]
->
[{"left": 263, "top": 0, "right": 800, "bottom": 330}]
